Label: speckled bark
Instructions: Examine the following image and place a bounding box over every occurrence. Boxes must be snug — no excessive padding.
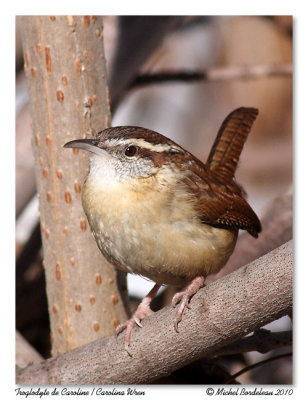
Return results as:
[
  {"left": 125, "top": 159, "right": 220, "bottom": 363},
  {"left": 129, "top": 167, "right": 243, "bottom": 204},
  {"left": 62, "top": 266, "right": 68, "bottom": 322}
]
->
[
  {"left": 20, "top": 15, "right": 128, "bottom": 356},
  {"left": 16, "top": 241, "right": 292, "bottom": 385}
]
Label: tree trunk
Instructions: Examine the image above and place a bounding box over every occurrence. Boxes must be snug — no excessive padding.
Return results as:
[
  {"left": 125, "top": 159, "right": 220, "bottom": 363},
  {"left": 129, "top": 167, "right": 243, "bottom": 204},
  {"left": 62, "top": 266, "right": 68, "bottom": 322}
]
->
[{"left": 20, "top": 15, "right": 128, "bottom": 356}]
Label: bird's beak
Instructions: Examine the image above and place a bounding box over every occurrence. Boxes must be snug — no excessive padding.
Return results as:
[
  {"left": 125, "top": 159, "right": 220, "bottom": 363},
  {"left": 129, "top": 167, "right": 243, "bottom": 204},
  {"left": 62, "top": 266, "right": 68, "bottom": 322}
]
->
[{"left": 63, "top": 139, "right": 112, "bottom": 159}]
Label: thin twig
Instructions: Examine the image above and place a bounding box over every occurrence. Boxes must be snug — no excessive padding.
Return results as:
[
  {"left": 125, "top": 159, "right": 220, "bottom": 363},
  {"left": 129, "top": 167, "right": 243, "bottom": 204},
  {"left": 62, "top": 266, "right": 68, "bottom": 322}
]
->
[
  {"left": 211, "top": 329, "right": 292, "bottom": 358},
  {"left": 224, "top": 352, "right": 292, "bottom": 384},
  {"left": 129, "top": 64, "right": 292, "bottom": 89}
]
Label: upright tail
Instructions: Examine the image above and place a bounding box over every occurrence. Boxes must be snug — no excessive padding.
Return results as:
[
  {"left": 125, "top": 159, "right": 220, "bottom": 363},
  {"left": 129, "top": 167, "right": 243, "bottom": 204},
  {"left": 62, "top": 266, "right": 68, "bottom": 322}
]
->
[{"left": 206, "top": 107, "right": 259, "bottom": 178}]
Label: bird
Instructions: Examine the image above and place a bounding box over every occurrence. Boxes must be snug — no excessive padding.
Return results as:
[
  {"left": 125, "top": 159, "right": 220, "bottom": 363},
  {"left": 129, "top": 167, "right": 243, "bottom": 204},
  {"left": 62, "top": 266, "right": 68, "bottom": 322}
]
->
[{"left": 64, "top": 107, "right": 261, "bottom": 354}]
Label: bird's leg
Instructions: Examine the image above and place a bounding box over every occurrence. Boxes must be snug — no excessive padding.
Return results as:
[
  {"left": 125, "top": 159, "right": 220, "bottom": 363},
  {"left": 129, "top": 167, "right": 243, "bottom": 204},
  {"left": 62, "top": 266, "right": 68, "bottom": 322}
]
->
[
  {"left": 116, "top": 283, "right": 161, "bottom": 354},
  {"left": 172, "top": 275, "right": 206, "bottom": 332}
]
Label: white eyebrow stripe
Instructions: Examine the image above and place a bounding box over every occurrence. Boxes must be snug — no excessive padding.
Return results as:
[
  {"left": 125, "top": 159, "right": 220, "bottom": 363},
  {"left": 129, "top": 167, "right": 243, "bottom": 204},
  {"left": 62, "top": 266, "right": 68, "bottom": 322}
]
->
[{"left": 105, "top": 138, "right": 184, "bottom": 153}]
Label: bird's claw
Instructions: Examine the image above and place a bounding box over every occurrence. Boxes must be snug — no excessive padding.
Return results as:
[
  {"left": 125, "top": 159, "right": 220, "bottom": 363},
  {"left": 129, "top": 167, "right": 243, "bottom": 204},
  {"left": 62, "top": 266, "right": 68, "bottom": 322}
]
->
[
  {"left": 115, "top": 322, "right": 127, "bottom": 336},
  {"left": 173, "top": 293, "right": 190, "bottom": 332},
  {"left": 134, "top": 317, "right": 143, "bottom": 328},
  {"left": 114, "top": 293, "right": 157, "bottom": 355},
  {"left": 172, "top": 275, "right": 206, "bottom": 332},
  {"left": 124, "top": 341, "right": 133, "bottom": 357}
]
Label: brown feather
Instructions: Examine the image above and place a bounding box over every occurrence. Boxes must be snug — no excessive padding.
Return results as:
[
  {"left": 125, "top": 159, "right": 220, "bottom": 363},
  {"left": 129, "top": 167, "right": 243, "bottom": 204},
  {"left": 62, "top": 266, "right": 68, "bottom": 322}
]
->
[
  {"left": 182, "top": 163, "right": 261, "bottom": 238},
  {"left": 206, "top": 107, "right": 259, "bottom": 178}
]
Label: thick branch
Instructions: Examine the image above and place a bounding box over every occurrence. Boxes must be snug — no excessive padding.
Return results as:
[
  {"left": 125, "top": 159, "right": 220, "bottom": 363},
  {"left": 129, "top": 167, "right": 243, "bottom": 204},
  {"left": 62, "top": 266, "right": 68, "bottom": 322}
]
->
[{"left": 16, "top": 241, "right": 292, "bottom": 385}]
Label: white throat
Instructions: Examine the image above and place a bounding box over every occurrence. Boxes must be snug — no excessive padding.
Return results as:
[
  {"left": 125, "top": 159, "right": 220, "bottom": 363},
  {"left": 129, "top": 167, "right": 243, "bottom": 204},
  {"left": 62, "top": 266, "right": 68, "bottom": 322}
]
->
[{"left": 89, "top": 154, "right": 119, "bottom": 186}]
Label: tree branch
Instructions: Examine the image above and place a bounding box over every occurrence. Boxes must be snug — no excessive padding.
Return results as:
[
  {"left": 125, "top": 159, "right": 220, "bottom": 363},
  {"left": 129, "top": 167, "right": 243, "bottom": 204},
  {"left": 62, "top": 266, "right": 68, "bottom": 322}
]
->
[
  {"left": 16, "top": 240, "right": 292, "bottom": 385},
  {"left": 225, "top": 352, "right": 292, "bottom": 384},
  {"left": 109, "top": 16, "right": 188, "bottom": 108},
  {"left": 211, "top": 329, "right": 292, "bottom": 358},
  {"left": 129, "top": 63, "right": 292, "bottom": 89},
  {"left": 16, "top": 331, "right": 44, "bottom": 368}
]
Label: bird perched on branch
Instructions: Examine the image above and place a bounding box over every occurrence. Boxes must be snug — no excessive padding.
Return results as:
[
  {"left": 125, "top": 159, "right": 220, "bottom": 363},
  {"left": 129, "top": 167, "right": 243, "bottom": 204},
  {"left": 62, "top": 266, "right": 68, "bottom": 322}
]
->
[{"left": 64, "top": 107, "right": 261, "bottom": 354}]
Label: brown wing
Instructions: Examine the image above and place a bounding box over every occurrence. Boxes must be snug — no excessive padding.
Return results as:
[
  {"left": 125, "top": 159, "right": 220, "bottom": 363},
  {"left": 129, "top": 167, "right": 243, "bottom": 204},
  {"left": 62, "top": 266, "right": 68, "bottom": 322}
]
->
[
  {"left": 206, "top": 107, "right": 259, "bottom": 179},
  {"left": 182, "top": 168, "right": 261, "bottom": 238}
]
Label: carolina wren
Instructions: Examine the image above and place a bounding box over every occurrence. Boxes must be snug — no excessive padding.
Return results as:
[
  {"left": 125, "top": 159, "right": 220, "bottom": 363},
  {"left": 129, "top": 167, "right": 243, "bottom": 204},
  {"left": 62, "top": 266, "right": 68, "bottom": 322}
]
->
[{"left": 64, "top": 107, "right": 261, "bottom": 353}]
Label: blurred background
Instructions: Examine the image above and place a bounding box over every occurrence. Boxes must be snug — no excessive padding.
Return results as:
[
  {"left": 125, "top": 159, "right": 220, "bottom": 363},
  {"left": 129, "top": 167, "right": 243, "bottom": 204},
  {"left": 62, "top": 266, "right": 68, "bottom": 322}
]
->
[{"left": 16, "top": 15, "right": 292, "bottom": 383}]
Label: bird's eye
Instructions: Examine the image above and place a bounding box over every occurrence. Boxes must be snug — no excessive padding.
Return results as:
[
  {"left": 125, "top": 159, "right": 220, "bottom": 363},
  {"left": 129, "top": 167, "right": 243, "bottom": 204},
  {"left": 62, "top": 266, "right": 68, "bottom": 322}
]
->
[{"left": 124, "top": 145, "right": 138, "bottom": 157}]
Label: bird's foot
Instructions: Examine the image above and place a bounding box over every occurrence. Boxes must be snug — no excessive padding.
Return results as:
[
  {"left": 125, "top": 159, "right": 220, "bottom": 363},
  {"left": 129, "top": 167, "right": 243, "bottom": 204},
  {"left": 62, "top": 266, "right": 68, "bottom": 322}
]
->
[
  {"left": 115, "top": 283, "right": 161, "bottom": 355},
  {"left": 172, "top": 275, "right": 206, "bottom": 332}
]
